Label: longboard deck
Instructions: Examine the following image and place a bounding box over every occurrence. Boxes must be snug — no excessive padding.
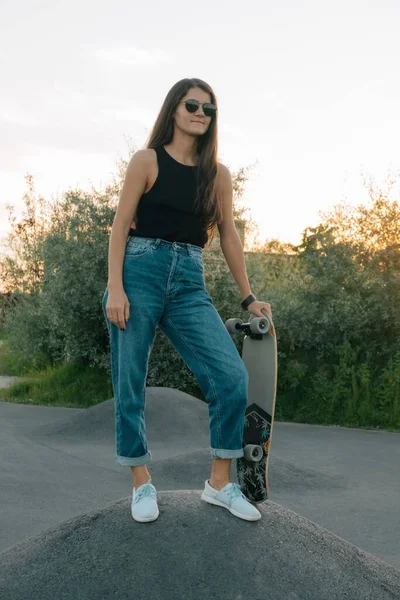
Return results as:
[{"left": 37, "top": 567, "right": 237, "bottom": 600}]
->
[
  {"left": 237, "top": 402, "right": 272, "bottom": 502},
  {"left": 237, "top": 317, "right": 277, "bottom": 502}
]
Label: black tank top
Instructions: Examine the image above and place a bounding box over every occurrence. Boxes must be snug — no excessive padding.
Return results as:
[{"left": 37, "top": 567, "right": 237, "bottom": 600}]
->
[{"left": 128, "top": 145, "right": 208, "bottom": 248}]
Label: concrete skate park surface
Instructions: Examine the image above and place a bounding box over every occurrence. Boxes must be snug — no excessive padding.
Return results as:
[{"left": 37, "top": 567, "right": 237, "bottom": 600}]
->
[{"left": 0, "top": 387, "right": 399, "bottom": 598}]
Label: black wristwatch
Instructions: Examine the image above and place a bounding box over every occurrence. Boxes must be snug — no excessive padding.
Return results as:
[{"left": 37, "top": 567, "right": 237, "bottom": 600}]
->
[{"left": 241, "top": 293, "right": 256, "bottom": 310}]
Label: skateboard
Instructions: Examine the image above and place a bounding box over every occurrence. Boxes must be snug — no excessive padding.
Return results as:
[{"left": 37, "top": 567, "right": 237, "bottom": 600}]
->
[{"left": 225, "top": 308, "right": 277, "bottom": 503}]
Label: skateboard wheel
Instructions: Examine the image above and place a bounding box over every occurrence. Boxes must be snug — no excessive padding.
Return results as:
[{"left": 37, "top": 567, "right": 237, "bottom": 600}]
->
[
  {"left": 249, "top": 316, "right": 271, "bottom": 334},
  {"left": 225, "top": 318, "right": 243, "bottom": 334},
  {"left": 243, "top": 444, "right": 263, "bottom": 462}
]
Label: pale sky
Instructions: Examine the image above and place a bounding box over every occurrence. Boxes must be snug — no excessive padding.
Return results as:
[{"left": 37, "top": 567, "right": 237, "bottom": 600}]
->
[{"left": 1, "top": 0, "right": 399, "bottom": 249}]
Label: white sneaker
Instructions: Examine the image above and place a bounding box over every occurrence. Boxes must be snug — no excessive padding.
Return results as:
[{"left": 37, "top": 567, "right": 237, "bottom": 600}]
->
[
  {"left": 201, "top": 479, "right": 261, "bottom": 521},
  {"left": 131, "top": 479, "right": 159, "bottom": 523}
]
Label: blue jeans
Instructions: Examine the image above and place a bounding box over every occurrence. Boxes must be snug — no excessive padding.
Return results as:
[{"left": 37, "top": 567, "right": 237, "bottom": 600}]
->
[{"left": 102, "top": 236, "right": 249, "bottom": 467}]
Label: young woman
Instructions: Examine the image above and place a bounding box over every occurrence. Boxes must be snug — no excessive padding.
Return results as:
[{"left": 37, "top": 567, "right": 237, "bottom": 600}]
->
[{"left": 102, "top": 77, "right": 273, "bottom": 523}]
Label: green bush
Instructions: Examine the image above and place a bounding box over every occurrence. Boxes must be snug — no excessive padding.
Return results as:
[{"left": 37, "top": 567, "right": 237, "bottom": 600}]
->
[
  {"left": 256, "top": 202, "right": 400, "bottom": 430},
  {"left": 1, "top": 171, "right": 399, "bottom": 431}
]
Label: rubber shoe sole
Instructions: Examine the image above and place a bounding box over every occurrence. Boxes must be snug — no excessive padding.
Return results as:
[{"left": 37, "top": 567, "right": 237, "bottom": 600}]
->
[
  {"left": 131, "top": 507, "right": 160, "bottom": 523},
  {"left": 201, "top": 491, "right": 261, "bottom": 521}
]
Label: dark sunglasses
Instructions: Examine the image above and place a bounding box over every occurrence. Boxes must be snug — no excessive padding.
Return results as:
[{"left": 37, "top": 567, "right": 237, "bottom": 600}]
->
[{"left": 181, "top": 98, "right": 217, "bottom": 118}]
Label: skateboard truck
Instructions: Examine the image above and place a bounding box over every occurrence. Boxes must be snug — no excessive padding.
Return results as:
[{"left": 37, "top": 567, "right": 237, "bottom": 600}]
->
[{"left": 225, "top": 314, "right": 272, "bottom": 341}]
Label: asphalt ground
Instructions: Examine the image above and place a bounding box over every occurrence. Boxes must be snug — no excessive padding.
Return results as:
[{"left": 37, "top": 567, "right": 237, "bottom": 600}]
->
[{"left": 0, "top": 387, "right": 399, "bottom": 571}]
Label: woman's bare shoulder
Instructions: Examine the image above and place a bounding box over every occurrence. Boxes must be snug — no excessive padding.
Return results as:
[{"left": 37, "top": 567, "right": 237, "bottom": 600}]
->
[{"left": 129, "top": 148, "right": 157, "bottom": 167}]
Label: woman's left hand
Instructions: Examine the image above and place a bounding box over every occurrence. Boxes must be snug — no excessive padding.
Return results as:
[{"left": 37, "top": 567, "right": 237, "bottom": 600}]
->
[{"left": 246, "top": 300, "right": 275, "bottom": 335}]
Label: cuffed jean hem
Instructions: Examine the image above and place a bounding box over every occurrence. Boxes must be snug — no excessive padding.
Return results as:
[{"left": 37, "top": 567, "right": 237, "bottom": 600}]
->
[
  {"left": 116, "top": 451, "right": 152, "bottom": 467},
  {"left": 210, "top": 447, "right": 244, "bottom": 459}
]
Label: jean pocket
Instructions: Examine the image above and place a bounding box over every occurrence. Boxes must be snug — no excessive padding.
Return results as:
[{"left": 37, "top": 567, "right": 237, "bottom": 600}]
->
[
  {"left": 188, "top": 249, "right": 204, "bottom": 273},
  {"left": 125, "top": 238, "right": 155, "bottom": 258}
]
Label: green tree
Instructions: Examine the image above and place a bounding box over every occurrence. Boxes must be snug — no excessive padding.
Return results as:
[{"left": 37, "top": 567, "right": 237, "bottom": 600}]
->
[
  {"left": 1, "top": 174, "right": 50, "bottom": 294},
  {"left": 0, "top": 151, "right": 255, "bottom": 380},
  {"left": 273, "top": 179, "right": 400, "bottom": 429}
]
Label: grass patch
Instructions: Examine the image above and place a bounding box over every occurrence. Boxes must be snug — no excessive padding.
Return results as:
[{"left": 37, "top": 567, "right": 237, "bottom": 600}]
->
[
  {"left": 0, "top": 360, "right": 113, "bottom": 408},
  {"left": 0, "top": 331, "right": 206, "bottom": 409}
]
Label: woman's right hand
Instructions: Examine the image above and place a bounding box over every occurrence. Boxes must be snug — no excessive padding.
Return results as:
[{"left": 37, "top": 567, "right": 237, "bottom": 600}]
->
[{"left": 106, "top": 287, "right": 130, "bottom": 330}]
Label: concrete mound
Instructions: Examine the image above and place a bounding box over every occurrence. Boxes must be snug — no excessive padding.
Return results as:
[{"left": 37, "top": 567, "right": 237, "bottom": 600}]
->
[
  {"left": 25, "top": 390, "right": 347, "bottom": 494},
  {"left": 27, "top": 388, "right": 211, "bottom": 463},
  {"left": 1, "top": 491, "right": 399, "bottom": 600}
]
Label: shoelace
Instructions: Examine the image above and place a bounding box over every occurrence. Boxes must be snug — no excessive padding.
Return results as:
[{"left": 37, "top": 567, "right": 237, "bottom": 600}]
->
[
  {"left": 133, "top": 482, "right": 156, "bottom": 504},
  {"left": 225, "top": 483, "right": 246, "bottom": 506}
]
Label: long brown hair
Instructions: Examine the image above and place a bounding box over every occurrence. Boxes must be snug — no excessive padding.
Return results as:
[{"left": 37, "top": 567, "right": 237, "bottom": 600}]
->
[{"left": 144, "top": 78, "right": 222, "bottom": 248}]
